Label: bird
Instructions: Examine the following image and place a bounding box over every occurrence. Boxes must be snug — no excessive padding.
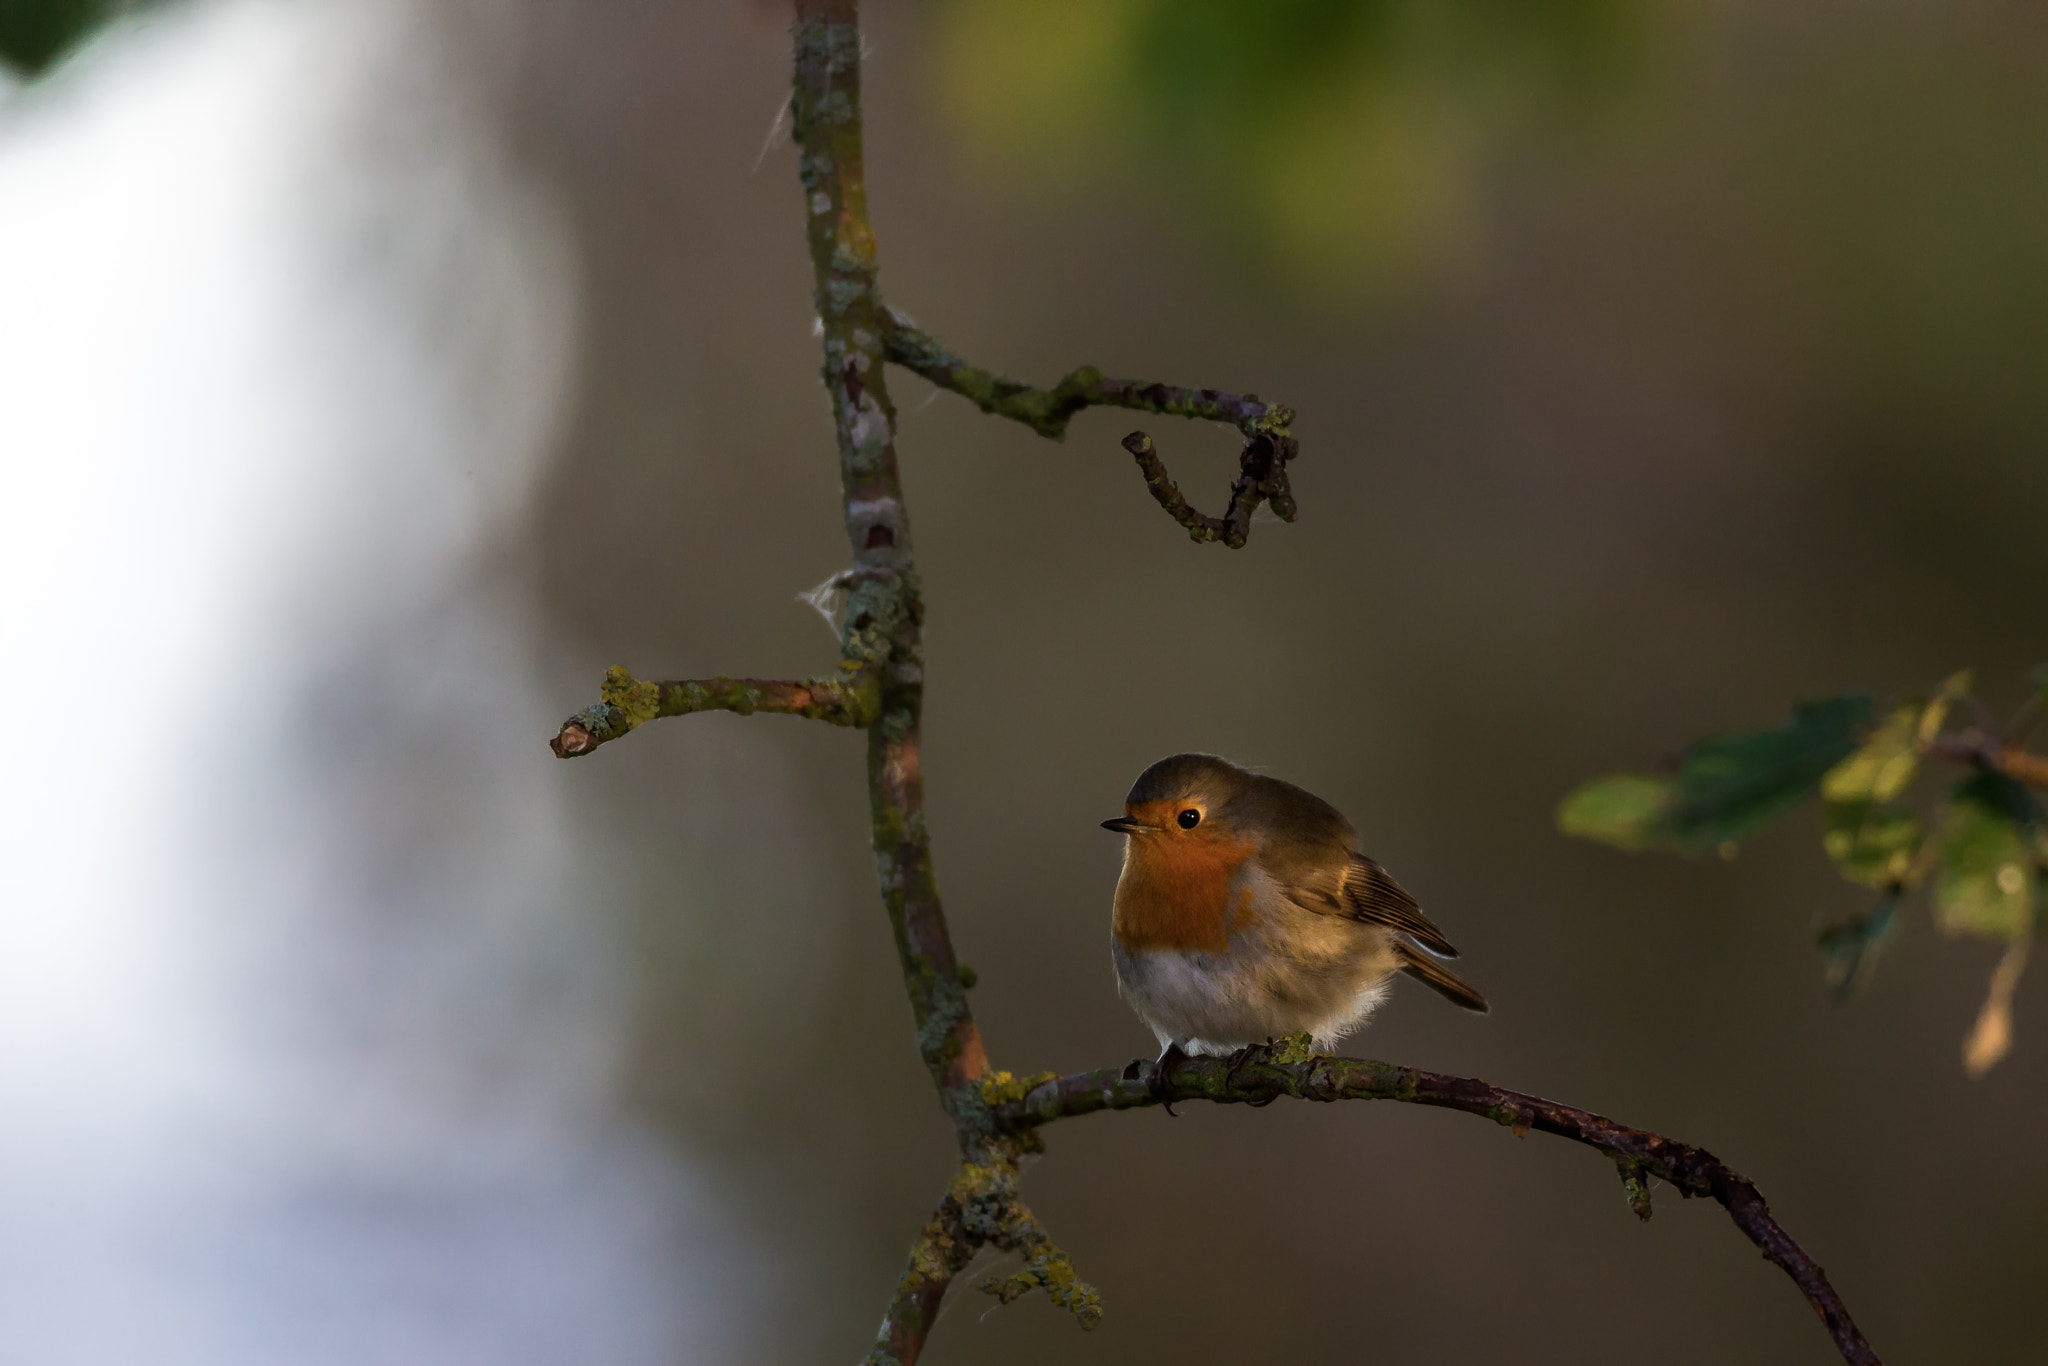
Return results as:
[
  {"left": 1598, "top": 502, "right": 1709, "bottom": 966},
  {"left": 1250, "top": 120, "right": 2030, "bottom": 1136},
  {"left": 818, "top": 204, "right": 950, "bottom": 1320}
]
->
[{"left": 1103, "top": 752, "right": 1486, "bottom": 1062}]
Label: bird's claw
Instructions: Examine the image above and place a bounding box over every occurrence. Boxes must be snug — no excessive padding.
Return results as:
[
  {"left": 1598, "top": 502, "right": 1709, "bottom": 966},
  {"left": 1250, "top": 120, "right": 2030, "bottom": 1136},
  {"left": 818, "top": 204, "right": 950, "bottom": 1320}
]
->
[
  {"left": 1227, "top": 1038, "right": 1282, "bottom": 1106},
  {"left": 1151, "top": 1042, "right": 1188, "bottom": 1117},
  {"left": 1225, "top": 1039, "right": 1274, "bottom": 1070}
]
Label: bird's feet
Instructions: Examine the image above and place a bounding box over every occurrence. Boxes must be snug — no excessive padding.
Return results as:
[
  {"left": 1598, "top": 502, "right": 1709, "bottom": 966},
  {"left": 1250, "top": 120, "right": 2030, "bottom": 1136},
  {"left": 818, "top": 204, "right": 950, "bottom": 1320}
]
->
[
  {"left": 1150, "top": 1041, "right": 1188, "bottom": 1117},
  {"left": 1225, "top": 1038, "right": 1282, "bottom": 1106},
  {"left": 1225, "top": 1038, "right": 1277, "bottom": 1070}
]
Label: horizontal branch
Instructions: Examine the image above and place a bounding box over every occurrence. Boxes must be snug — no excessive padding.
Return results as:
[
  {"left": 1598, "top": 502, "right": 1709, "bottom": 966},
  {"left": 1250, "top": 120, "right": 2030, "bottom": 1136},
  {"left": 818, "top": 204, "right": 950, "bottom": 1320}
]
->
[
  {"left": 878, "top": 308, "right": 1300, "bottom": 547},
  {"left": 1920, "top": 731, "right": 2048, "bottom": 789},
  {"left": 550, "top": 664, "right": 878, "bottom": 758},
  {"left": 880, "top": 308, "right": 1291, "bottom": 442},
  {"left": 990, "top": 1049, "right": 1878, "bottom": 1366}
]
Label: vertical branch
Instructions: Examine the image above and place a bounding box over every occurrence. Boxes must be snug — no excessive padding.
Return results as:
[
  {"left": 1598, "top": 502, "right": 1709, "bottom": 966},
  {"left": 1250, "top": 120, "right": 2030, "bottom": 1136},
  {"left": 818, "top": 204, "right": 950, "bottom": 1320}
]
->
[{"left": 791, "top": 0, "right": 989, "bottom": 1123}]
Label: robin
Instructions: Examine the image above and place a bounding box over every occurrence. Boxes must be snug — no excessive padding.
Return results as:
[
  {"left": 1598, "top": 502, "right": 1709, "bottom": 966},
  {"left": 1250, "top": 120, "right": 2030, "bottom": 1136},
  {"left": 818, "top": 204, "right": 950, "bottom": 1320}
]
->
[{"left": 1103, "top": 753, "right": 1487, "bottom": 1063}]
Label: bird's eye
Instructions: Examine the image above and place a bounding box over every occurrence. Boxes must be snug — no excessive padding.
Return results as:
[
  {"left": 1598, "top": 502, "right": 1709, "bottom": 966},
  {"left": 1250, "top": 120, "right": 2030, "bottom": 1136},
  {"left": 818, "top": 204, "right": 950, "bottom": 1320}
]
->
[{"left": 1177, "top": 808, "right": 1201, "bottom": 829}]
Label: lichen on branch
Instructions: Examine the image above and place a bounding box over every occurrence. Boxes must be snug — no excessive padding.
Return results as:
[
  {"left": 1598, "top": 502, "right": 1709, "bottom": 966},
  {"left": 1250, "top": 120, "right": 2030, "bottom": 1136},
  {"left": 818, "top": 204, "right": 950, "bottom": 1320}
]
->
[{"left": 549, "top": 665, "right": 877, "bottom": 757}]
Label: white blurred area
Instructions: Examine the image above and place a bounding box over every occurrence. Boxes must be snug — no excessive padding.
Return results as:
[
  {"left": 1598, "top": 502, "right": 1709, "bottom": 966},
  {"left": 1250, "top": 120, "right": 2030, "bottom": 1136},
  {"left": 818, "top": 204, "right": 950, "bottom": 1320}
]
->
[{"left": 0, "top": 2, "right": 748, "bottom": 1361}]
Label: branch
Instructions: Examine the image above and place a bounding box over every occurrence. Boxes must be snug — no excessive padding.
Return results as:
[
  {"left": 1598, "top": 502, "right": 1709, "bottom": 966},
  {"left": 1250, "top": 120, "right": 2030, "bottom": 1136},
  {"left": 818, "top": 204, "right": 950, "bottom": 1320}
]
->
[
  {"left": 866, "top": 1157, "right": 1102, "bottom": 1366},
  {"left": 549, "top": 665, "right": 876, "bottom": 758},
  {"left": 880, "top": 309, "right": 1300, "bottom": 546},
  {"left": 792, "top": 0, "right": 990, "bottom": 1115},
  {"left": 879, "top": 309, "right": 1292, "bottom": 442},
  {"left": 1121, "top": 430, "right": 1291, "bottom": 548},
  {"left": 991, "top": 1047, "right": 1880, "bottom": 1366},
  {"left": 1920, "top": 730, "right": 2048, "bottom": 789}
]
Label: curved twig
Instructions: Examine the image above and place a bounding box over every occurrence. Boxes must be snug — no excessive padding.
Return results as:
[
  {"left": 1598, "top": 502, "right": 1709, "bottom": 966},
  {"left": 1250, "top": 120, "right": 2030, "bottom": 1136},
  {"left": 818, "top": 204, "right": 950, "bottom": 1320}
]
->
[
  {"left": 1122, "top": 428, "right": 1293, "bottom": 548},
  {"left": 879, "top": 309, "right": 1300, "bottom": 545},
  {"left": 990, "top": 1049, "right": 1879, "bottom": 1366}
]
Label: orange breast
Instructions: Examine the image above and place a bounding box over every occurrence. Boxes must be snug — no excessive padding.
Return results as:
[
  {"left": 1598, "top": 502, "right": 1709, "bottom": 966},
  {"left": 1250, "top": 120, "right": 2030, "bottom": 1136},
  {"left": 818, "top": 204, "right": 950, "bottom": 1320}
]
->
[{"left": 1112, "top": 805, "right": 1258, "bottom": 954}]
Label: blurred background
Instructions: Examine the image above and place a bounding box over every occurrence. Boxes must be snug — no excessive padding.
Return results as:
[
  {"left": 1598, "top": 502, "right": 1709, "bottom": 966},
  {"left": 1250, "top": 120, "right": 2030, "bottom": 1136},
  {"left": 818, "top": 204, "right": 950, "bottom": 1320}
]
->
[{"left": 1, "top": 0, "right": 2043, "bottom": 1362}]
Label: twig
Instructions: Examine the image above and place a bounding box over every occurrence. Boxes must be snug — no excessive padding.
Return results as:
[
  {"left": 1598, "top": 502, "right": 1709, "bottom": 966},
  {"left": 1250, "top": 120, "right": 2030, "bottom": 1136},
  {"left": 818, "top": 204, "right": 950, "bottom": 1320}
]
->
[
  {"left": 879, "top": 308, "right": 1300, "bottom": 544},
  {"left": 549, "top": 666, "right": 876, "bottom": 757},
  {"left": 878, "top": 310, "right": 1291, "bottom": 441},
  {"left": 990, "top": 1050, "right": 1880, "bottom": 1366},
  {"left": 1919, "top": 731, "right": 2048, "bottom": 789},
  {"left": 1121, "top": 429, "right": 1290, "bottom": 548},
  {"left": 866, "top": 1157, "right": 1103, "bottom": 1366}
]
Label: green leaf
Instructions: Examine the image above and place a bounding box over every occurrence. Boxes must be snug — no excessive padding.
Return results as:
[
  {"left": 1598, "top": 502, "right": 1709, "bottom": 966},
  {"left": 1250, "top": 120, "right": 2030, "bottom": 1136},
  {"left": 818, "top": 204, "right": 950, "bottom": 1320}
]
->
[
  {"left": 1556, "top": 773, "right": 1675, "bottom": 852},
  {"left": 1817, "top": 895, "right": 1900, "bottom": 1000},
  {"left": 1559, "top": 695, "right": 1875, "bottom": 856},
  {"left": 1820, "top": 705, "right": 1919, "bottom": 807},
  {"left": 1822, "top": 805, "right": 1924, "bottom": 890},
  {"left": 1817, "top": 676, "right": 1966, "bottom": 889},
  {"left": 1932, "top": 773, "right": 2044, "bottom": 940},
  {"left": 1661, "top": 696, "right": 1875, "bottom": 850},
  {"left": 1, "top": 0, "right": 125, "bottom": 76}
]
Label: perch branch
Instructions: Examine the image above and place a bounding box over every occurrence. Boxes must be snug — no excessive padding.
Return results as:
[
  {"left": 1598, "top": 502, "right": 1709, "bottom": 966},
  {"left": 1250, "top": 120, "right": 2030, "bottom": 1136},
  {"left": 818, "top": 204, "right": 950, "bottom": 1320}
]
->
[
  {"left": 549, "top": 665, "right": 877, "bottom": 758},
  {"left": 880, "top": 309, "right": 1300, "bottom": 545},
  {"left": 990, "top": 1047, "right": 1878, "bottom": 1366}
]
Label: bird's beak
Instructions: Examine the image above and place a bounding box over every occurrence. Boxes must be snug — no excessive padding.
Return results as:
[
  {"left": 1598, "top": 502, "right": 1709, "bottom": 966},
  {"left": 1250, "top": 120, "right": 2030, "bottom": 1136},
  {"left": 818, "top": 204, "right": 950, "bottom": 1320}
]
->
[{"left": 1101, "top": 816, "right": 1146, "bottom": 834}]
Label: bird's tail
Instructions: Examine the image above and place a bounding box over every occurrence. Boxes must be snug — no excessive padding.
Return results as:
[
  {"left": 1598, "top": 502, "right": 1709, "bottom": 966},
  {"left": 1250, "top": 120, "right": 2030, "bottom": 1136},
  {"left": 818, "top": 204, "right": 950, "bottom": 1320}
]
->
[{"left": 1397, "top": 942, "right": 1490, "bottom": 1014}]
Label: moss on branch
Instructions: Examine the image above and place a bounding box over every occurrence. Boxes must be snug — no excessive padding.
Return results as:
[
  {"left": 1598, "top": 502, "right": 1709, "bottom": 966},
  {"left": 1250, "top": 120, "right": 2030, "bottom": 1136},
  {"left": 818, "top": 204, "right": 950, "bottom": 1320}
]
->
[{"left": 549, "top": 665, "right": 878, "bottom": 757}]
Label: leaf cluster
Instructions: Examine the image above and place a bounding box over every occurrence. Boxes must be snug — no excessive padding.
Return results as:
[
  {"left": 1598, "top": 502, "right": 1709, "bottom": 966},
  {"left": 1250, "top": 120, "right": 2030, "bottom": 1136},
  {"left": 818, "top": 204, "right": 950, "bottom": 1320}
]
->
[{"left": 1558, "top": 670, "right": 2048, "bottom": 1071}]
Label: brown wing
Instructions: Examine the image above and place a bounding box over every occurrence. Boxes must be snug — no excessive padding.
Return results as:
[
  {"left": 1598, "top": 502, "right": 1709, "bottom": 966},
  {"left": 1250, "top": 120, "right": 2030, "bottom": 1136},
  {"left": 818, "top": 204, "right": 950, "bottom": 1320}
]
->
[
  {"left": 1397, "top": 940, "right": 1490, "bottom": 1014},
  {"left": 1340, "top": 854, "right": 1460, "bottom": 958}
]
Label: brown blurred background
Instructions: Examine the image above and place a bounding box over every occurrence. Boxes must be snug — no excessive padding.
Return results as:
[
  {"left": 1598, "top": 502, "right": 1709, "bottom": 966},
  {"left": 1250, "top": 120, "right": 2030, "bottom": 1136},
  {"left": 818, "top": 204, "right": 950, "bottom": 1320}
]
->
[
  {"left": 7, "top": 0, "right": 2040, "bottom": 1361},
  {"left": 488, "top": 1, "right": 2047, "bottom": 1361}
]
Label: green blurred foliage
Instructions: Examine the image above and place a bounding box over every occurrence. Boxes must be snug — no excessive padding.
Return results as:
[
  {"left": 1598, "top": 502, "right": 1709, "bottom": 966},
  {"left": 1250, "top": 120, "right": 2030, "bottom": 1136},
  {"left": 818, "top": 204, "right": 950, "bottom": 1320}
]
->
[
  {"left": 1818, "top": 677, "right": 1966, "bottom": 890},
  {"left": 1557, "top": 696, "right": 1872, "bottom": 857},
  {"left": 929, "top": 0, "right": 1644, "bottom": 302},
  {"left": 1935, "top": 773, "right": 2045, "bottom": 940},
  {"left": 1561, "top": 672, "right": 2048, "bottom": 1069},
  {"left": 0, "top": 0, "right": 134, "bottom": 75}
]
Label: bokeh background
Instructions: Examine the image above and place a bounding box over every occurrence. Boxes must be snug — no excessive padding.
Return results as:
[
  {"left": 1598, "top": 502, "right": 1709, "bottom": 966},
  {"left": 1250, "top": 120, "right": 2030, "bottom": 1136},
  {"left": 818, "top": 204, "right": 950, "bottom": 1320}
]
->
[{"left": 3, "top": 1, "right": 2044, "bottom": 1362}]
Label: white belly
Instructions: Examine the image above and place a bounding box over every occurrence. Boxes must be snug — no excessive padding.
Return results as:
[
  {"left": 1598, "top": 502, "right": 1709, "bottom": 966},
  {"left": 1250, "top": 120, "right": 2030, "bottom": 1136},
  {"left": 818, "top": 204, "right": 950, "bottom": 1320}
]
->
[{"left": 1111, "top": 869, "right": 1403, "bottom": 1056}]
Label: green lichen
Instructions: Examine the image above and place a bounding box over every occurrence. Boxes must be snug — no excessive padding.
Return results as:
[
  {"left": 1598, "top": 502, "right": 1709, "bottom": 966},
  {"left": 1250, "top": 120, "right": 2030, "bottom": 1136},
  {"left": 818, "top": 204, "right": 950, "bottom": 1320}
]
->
[
  {"left": 599, "top": 665, "right": 662, "bottom": 731},
  {"left": 1615, "top": 1157, "right": 1655, "bottom": 1221},
  {"left": 978, "top": 1246, "right": 1104, "bottom": 1331},
  {"left": 979, "top": 1070, "right": 1058, "bottom": 1107},
  {"left": 1268, "top": 1031, "right": 1322, "bottom": 1065}
]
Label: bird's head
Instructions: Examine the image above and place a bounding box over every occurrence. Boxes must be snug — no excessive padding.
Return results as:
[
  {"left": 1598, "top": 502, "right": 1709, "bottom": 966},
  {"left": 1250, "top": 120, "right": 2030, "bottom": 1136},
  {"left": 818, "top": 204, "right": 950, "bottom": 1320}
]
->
[{"left": 1101, "top": 752, "right": 1255, "bottom": 844}]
